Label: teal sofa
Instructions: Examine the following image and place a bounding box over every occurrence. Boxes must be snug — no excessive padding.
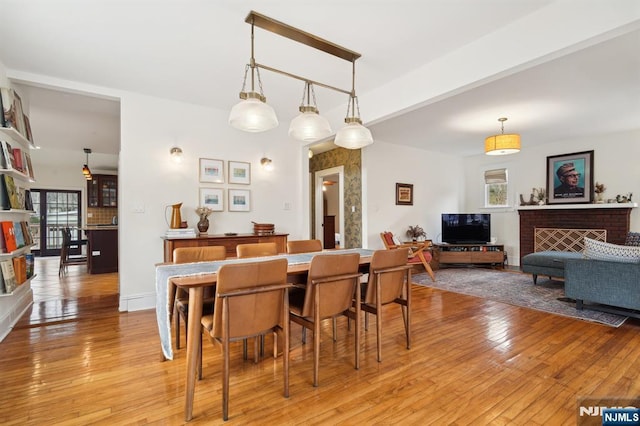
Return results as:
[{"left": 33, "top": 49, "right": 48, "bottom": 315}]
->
[{"left": 564, "top": 258, "right": 640, "bottom": 318}]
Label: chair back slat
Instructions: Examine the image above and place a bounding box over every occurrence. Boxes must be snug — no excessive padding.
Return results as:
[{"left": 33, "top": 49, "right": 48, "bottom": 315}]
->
[{"left": 366, "top": 249, "right": 408, "bottom": 305}]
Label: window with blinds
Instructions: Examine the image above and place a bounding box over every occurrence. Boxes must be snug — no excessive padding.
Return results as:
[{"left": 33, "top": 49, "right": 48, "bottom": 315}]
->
[{"left": 484, "top": 168, "right": 508, "bottom": 207}]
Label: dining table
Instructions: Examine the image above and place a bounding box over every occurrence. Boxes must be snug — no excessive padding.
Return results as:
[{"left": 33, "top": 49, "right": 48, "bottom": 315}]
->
[{"left": 154, "top": 248, "right": 374, "bottom": 421}]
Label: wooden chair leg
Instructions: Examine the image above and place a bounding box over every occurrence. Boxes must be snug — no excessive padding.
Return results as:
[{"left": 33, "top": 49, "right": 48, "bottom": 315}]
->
[
  {"left": 174, "top": 307, "right": 181, "bottom": 350},
  {"left": 418, "top": 252, "right": 436, "bottom": 282}
]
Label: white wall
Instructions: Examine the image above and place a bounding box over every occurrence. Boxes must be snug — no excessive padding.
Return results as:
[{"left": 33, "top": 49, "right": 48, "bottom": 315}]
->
[
  {"left": 462, "top": 129, "right": 640, "bottom": 265},
  {"left": 363, "top": 140, "right": 465, "bottom": 249},
  {"left": 118, "top": 92, "right": 305, "bottom": 310}
]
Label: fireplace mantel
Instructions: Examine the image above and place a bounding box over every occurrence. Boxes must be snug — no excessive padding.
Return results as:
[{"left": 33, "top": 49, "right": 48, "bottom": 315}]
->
[
  {"left": 518, "top": 202, "right": 637, "bottom": 211},
  {"left": 518, "top": 203, "right": 635, "bottom": 263}
]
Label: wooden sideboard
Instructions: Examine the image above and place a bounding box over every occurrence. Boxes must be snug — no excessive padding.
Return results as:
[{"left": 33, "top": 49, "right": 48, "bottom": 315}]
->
[{"left": 162, "top": 233, "right": 289, "bottom": 262}]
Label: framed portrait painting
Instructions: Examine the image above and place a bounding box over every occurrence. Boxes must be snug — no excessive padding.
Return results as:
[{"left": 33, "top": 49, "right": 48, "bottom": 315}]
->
[
  {"left": 199, "top": 158, "right": 224, "bottom": 183},
  {"left": 199, "top": 188, "right": 224, "bottom": 211},
  {"left": 395, "top": 183, "right": 413, "bottom": 206},
  {"left": 546, "top": 150, "right": 594, "bottom": 204},
  {"left": 228, "top": 161, "right": 251, "bottom": 185},
  {"left": 228, "top": 189, "right": 251, "bottom": 212}
]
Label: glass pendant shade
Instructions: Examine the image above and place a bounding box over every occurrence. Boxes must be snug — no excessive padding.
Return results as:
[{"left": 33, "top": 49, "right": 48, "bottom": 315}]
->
[
  {"left": 334, "top": 118, "right": 373, "bottom": 149},
  {"left": 289, "top": 107, "right": 332, "bottom": 142},
  {"left": 229, "top": 92, "right": 278, "bottom": 132}
]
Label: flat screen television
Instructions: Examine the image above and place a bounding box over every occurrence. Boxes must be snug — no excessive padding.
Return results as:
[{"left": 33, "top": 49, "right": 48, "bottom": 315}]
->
[{"left": 441, "top": 213, "right": 491, "bottom": 244}]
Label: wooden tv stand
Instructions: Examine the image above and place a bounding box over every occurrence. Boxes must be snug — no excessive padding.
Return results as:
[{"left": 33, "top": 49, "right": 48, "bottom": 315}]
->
[{"left": 432, "top": 243, "right": 505, "bottom": 269}]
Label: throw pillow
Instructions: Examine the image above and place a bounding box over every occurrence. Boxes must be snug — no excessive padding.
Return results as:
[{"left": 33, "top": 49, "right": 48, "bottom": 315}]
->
[
  {"left": 625, "top": 231, "right": 640, "bottom": 246},
  {"left": 583, "top": 237, "right": 640, "bottom": 263}
]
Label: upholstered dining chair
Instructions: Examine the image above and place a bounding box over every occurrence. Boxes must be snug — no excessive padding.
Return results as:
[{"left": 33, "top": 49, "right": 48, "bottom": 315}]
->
[
  {"left": 286, "top": 239, "right": 323, "bottom": 254},
  {"left": 171, "top": 246, "right": 227, "bottom": 350},
  {"left": 360, "top": 248, "right": 413, "bottom": 362},
  {"left": 236, "top": 241, "right": 279, "bottom": 358},
  {"left": 236, "top": 242, "right": 278, "bottom": 258},
  {"left": 289, "top": 252, "right": 362, "bottom": 387},
  {"left": 380, "top": 231, "right": 436, "bottom": 282},
  {"left": 200, "top": 258, "right": 291, "bottom": 421}
]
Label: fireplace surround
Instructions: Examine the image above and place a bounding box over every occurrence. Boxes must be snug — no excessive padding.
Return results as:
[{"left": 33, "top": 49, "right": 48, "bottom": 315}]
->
[{"left": 518, "top": 203, "right": 636, "bottom": 263}]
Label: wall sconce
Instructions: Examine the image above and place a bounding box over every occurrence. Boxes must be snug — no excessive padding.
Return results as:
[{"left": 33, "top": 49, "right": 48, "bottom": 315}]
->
[
  {"left": 170, "top": 147, "right": 183, "bottom": 163},
  {"left": 260, "top": 157, "right": 274, "bottom": 171}
]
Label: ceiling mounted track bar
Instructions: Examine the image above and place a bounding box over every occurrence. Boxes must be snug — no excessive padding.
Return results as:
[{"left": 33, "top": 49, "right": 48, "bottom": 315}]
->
[
  {"left": 245, "top": 10, "right": 361, "bottom": 63},
  {"left": 254, "top": 61, "right": 352, "bottom": 95}
]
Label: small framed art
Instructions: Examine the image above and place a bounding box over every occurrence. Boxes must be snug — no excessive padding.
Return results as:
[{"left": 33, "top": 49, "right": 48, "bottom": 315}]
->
[
  {"left": 396, "top": 183, "right": 413, "bottom": 206},
  {"left": 229, "top": 189, "right": 251, "bottom": 212},
  {"left": 546, "top": 150, "right": 594, "bottom": 204},
  {"left": 199, "top": 158, "right": 224, "bottom": 183},
  {"left": 199, "top": 188, "right": 224, "bottom": 211},
  {"left": 228, "top": 161, "right": 251, "bottom": 185}
]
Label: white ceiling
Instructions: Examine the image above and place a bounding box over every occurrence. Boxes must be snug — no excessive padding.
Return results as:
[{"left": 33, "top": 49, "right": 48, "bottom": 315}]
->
[{"left": 0, "top": 1, "right": 639, "bottom": 166}]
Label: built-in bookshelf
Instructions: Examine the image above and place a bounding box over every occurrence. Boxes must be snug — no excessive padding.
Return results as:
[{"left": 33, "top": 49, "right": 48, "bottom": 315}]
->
[{"left": 0, "top": 120, "right": 36, "bottom": 342}]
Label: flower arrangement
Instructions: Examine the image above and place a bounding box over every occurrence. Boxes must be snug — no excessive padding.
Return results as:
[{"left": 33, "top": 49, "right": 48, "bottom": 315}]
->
[
  {"left": 533, "top": 187, "right": 546, "bottom": 205},
  {"left": 195, "top": 206, "right": 214, "bottom": 220},
  {"left": 594, "top": 182, "right": 606, "bottom": 194},
  {"left": 406, "top": 225, "right": 427, "bottom": 241}
]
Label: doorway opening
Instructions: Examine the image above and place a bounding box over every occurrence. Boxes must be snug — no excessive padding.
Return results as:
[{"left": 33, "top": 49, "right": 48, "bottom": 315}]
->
[{"left": 314, "top": 166, "right": 345, "bottom": 249}]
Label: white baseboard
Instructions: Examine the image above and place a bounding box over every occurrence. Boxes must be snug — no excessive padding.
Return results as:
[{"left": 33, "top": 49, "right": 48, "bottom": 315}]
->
[{"left": 119, "top": 292, "right": 156, "bottom": 312}]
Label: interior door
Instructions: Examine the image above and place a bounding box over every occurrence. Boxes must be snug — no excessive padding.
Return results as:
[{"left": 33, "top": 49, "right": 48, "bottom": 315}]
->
[{"left": 30, "top": 189, "right": 83, "bottom": 256}]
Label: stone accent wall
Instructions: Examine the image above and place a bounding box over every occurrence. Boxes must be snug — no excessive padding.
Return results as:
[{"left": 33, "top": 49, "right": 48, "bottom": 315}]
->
[{"left": 518, "top": 206, "right": 632, "bottom": 263}]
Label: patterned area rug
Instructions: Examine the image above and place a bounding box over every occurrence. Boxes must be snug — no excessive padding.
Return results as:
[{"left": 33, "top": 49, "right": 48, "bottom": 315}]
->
[{"left": 412, "top": 268, "right": 628, "bottom": 327}]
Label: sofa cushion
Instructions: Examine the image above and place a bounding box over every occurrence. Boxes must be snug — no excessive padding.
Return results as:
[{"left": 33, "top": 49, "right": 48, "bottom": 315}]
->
[
  {"left": 625, "top": 231, "right": 640, "bottom": 246},
  {"left": 583, "top": 237, "right": 640, "bottom": 263}
]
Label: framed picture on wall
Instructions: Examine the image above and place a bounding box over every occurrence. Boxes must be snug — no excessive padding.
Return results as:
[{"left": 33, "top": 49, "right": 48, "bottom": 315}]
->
[
  {"left": 199, "top": 158, "right": 224, "bottom": 183},
  {"left": 228, "top": 161, "right": 251, "bottom": 185},
  {"left": 395, "top": 183, "right": 413, "bottom": 206},
  {"left": 199, "top": 188, "right": 224, "bottom": 211},
  {"left": 546, "top": 150, "right": 594, "bottom": 204},
  {"left": 228, "top": 189, "right": 251, "bottom": 212}
]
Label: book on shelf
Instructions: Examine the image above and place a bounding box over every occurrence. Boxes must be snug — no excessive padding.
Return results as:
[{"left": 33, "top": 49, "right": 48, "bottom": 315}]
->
[
  {"left": 13, "top": 221, "right": 25, "bottom": 248},
  {"left": 13, "top": 255, "right": 26, "bottom": 285},
  {"left": 0, "top": 140, "right": 15, "bottom": 170},
  {"left": 11, "top": 147, "right": 23, "bottom": 172},
  {"left": 0, "top": 258, "right": 17, "bottom": 293},
  {"left": 1, "top": 221, "right": 17, "bottom": 252},
  {"left": 165, "top": 228, "right": 197, "bottom": 238},
  {"left": 25, "top": 253, "right": 34, "bottom": 279},
  {"left": 1, "top": 174, "right": 21, "bottom": 209},
  {"left": 20, "top": 221, "right": 33, "bottom": 245}
]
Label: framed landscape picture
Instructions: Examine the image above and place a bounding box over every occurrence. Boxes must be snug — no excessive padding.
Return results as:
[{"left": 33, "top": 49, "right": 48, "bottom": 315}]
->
[
  {"left": 199, "top": 158, "right": 224, "bottom": 183},
  {"left": 228, "top": 161, "right": 251, "bottom": 185},
  {"left": 228, "top": 189, "right": 250, "bottom": 212},
  {"left": 546, "top": 150, "right": 594, "bottom": 204},
  {"left": 395, "top": 183, "right": 413, "bottom": 206},
  {"left": 199, "top": 188, "right": 224, "bottom": 211}
]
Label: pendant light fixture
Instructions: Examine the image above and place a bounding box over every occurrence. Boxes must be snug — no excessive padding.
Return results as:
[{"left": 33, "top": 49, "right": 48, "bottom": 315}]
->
[
  {"left": 228, "top": 16, "right": 278, "bottom": 132},
  {"left": 334, "top": 61, "right": 373, "bottom": 149},
  {"left": 82, "top": 148, "right": 93, "bottom": 180},
  {"left": 288, "top": 81, "right": 332, "bottom": 142},
  {"left": 485, "top": 117, "right": 521, "bottom": 155},
  {"left": 230, "top": 11, "right": 373, "bottom": 149}
]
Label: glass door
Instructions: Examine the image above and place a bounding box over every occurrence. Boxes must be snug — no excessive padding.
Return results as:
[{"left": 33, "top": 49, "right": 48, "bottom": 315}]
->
[{"left": 30, "top": 189, "right": 83, "bottom": 256}]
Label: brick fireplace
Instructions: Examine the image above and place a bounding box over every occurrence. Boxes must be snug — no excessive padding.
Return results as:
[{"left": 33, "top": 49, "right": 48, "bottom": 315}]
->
[{"left": 518, "top": 205, "right": 635, "bottom": 262}]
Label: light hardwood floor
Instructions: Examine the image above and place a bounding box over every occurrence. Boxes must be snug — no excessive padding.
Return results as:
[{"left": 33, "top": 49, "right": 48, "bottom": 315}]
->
[{"left": 1, "top": 261, "right": 639, "bottom": 425}]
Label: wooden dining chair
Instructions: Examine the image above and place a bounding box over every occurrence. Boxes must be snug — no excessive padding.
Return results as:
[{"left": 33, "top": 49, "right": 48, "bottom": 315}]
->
[
  {"left": 200, "top": 258, "right": 291, "bottom": 421},
  {"left": 289, "top": 252, "right": 362, "bottom": 387},
  {"left": 171, "top": 246, "right": 226, "bottom": 350},
  {"left": 380, "top": 231, "right": 435, "bottom": 282},
  {"left": 286, "top": 239, "right": 323, "bottom": 254},
  {"left": 236, "top": 242, "right": 278, "bottom": 258},
  {"left": 360, "top": 248, "right": 413, "bottom": 362},
  {"left": 58, "top": 227, "right": 87, "bottom": 276}
]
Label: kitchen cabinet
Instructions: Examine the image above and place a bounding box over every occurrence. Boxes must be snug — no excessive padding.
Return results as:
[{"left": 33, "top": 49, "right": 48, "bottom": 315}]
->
[{"left": 88, "top": 174, "right": 117, "bottom": 208}]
